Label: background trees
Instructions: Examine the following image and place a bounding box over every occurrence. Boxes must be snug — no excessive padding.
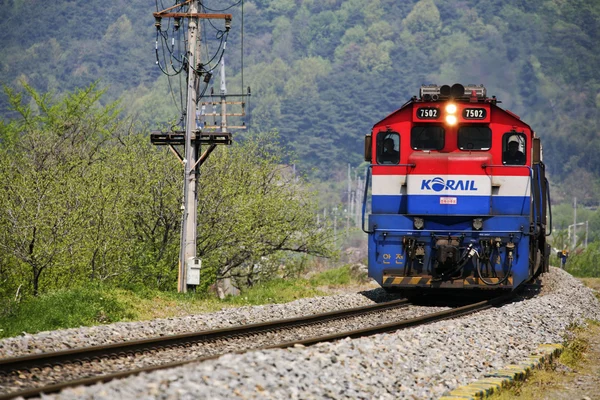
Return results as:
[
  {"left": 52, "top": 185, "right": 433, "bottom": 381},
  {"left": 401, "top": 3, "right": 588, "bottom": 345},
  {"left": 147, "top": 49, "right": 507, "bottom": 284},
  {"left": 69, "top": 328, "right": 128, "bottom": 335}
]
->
[
  {"left": 0, "top": 84, "right": 124, "bottom": 297},
  {"left": 1, "top": 0, "right": 600, "bottom": 292},
  {"left": 0, "top": 85, "right": 334, "bottom": 301},
  {"left": 1, "top": 0, "right": 599, "bottom": 200}
]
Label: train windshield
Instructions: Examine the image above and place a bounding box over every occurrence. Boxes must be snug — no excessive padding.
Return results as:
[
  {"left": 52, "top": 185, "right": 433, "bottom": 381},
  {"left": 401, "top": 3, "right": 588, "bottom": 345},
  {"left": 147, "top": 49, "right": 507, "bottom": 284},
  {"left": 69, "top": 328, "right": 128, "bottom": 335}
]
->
[
  {"left": 458, "top": 125, "right": 492, "bottom": 150},
  {"left": 411, "top": 125, "right": 444, "bottom": 150}
]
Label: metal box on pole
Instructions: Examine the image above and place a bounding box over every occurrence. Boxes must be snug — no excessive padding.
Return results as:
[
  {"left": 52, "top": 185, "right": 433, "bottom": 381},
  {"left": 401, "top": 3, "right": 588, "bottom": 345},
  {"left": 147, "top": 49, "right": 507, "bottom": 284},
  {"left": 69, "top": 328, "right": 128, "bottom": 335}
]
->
[{"left": 186, "top": 257, "right": 201, "bottom": 285}]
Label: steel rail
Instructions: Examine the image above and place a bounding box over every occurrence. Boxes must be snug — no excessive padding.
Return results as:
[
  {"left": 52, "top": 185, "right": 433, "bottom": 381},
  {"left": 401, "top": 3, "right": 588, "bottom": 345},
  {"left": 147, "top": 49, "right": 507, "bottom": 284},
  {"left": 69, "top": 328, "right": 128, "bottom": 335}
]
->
[
  {"left": 0, "top": 299, "right": 410, "bottom": 398},
  {"left": 0, "top": 299, "right": 409, "bottom": 374},
  {"left": 0, "top": 294, "right": 513, "bottom": 400}
]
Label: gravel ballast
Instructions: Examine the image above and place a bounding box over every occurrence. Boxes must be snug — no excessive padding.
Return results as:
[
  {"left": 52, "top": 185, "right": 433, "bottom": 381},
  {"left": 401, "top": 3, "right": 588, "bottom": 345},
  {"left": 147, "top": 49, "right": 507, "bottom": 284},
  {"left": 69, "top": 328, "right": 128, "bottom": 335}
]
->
[{"left": 4, "top": 267, "right": 600, "bottom": 399}]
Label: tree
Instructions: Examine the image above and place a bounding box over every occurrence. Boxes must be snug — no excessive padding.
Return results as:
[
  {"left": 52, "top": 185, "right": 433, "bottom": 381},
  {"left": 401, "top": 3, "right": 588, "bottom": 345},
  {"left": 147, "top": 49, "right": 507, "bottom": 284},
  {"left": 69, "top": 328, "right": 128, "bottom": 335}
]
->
[
  {"left": 0, "top": 84, "right": 337, "bottom": 298},
  {"left": 0, "top": 83, "right": 122, "bottom": 296},
  {"left": 196, "top": 132, "right": 336, "bottom": 290}
]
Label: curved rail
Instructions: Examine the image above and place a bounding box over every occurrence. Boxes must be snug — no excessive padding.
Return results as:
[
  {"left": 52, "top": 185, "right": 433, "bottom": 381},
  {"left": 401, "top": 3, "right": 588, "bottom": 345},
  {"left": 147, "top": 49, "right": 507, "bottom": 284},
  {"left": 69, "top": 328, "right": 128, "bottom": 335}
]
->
[
  {"left": 0, "top": 299, "right": 410, "bottom": 374},
  {"left": 0, "top": 299, "right": 409, "bottom": 399},
  {"left": 0, "top": 293, "right": 515, "bottom": 400}
]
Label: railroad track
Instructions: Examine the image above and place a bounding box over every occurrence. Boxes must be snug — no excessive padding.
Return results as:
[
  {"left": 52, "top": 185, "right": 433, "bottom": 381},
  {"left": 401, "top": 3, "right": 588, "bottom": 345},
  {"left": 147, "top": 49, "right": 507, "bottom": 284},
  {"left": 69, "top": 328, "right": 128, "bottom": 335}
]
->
[{"left": 0, "top": 293, "right": 515, "bottom": 399}]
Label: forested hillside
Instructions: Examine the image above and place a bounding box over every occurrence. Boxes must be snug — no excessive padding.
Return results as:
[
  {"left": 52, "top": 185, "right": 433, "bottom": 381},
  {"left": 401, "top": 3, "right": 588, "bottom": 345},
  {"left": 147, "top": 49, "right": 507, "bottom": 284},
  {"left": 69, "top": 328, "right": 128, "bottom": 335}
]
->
[{"left": 1, "top": 0, "right": 599, "bottom": 203}]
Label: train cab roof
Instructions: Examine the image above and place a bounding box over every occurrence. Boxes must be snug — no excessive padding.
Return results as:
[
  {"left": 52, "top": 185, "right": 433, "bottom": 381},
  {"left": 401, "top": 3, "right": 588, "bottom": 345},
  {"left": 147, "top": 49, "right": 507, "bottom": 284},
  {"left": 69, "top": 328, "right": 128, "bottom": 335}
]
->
[{"left": 373, "top": 84, "right": 533, "bottom": 132}]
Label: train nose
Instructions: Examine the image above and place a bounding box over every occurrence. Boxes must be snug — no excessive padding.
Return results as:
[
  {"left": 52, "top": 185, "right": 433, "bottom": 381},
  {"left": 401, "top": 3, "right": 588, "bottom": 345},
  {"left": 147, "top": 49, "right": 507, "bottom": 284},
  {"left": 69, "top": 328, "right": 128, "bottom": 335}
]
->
[{"left": 406, "top": 153, "right": 492, "bottom": 215}]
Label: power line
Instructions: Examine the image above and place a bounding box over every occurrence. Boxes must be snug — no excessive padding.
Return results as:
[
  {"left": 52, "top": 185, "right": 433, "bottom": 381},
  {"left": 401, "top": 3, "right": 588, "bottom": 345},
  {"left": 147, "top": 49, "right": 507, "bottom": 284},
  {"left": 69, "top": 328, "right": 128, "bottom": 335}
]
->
[{"left": 199, "top": 0, "right": 242, "bottom": 12}]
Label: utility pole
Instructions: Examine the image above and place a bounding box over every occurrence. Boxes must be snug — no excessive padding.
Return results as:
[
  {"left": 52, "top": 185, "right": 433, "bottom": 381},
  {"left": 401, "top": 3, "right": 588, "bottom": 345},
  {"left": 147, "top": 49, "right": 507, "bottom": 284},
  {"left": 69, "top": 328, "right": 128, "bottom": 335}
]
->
[
  {"left": 180, "top": 0, "right": 200, "bottom": 293},
  {"left": 220, "top": 57, "right": 227, "bottom": 133},
  {"left": 334, "top": 208, "right": 337, "bottom": 244},
  {"left": 347, "top": 164, "right": 351, "bottom": 234},
  {"left": 568, "top": 221, "right": 589, "bottom": 250},
  {"left": 573, "top": 197, "right": 577, "bottom": 250},
  {"left": 151, "top": 3, "right": 235, "bottom": 293}
]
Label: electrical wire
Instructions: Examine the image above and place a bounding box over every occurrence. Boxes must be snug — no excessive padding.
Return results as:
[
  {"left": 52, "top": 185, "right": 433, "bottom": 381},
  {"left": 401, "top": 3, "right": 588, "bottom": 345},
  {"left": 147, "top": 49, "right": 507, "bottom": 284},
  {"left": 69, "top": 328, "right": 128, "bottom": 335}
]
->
[
  {"left": 197, "top": 3, "right": 229, "bottom": 72},
  {"left": 155, "top": 31, "right": 185, "bottom": 76},
  {"left": 201, "top": 32, "right": 228, "bottom": 73},
  {"left": 153, "top": 0, "right": 244, "bottom": 128},
  {"left": 199, "top": 0, "right": 242, "bottom": 12}
]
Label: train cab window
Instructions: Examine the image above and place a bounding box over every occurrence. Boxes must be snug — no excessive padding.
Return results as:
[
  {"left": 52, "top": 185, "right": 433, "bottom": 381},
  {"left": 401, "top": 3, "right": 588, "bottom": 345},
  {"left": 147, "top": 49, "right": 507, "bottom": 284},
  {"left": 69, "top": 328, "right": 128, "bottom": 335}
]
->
[
  {"left": 376, "top": 131, "right": 400, "bottom": 164},
  {"left": 411, "top": 126, "right": 444, "bottom": 150},
  {"left": 502, "top": 132, "right": 526, "bottom": 165},
  {"left": 458, "top": 125, "right": 492, "bottom": 150}
]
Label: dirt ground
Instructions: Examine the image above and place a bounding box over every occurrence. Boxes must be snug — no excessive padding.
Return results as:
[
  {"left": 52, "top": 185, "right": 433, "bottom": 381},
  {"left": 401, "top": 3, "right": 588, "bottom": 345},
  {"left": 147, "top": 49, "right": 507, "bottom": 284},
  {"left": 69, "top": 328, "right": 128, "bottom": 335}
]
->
[{"left": 490, "top": 278, "right": 600, "bottom": 400}]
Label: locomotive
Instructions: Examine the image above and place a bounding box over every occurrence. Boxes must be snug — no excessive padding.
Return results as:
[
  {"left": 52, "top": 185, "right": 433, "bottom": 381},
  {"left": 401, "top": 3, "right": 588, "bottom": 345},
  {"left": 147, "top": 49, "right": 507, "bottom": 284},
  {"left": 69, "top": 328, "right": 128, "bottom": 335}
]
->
[{"left": 362, "top": 84, "right": 552, "bottom": 291}]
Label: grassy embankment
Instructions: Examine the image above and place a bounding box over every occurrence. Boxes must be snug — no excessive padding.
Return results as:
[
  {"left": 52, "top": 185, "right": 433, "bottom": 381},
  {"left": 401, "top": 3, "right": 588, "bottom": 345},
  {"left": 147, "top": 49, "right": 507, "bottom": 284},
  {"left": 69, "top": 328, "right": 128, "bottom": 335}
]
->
[
  {"left": 489, "top": 277, "right": 600, "bottom": 399},
  {"left": 0, "top": 265, "right": 364, "bottom": 339}
]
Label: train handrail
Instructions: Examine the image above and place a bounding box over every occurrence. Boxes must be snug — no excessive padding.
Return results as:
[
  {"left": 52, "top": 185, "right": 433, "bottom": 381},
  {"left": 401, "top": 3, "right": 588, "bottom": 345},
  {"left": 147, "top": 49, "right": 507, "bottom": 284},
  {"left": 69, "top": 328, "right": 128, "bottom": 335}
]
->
[
  {"left": 545, "top": 177, "right": 553, "bottom": 236},
  {"left": 362, "top": 163, "right": 417, "bottom": 234},
  {"left": 535, "top": 164, "right": 544, "bottom": 235},
  {"left": 361, "top": 166, "right": 372, "bottom": 234},
  {"left": 482, "top": 164, "right": 536, "bottom": 232}
]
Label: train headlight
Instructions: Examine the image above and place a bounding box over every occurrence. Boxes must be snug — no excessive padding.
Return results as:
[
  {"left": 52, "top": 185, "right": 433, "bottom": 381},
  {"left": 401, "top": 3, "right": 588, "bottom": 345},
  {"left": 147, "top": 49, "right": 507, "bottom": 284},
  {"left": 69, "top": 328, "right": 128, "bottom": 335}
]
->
[
  {"left": 473, "top": 218, "right": 483, "bottom": 230},
  {"left": 445, "top": 103, "right": 457, "bottom": 114},
  {"left": 414, "top": 217, "right": 424, "bottom": 230},
  {"left": 445, "top": 115, "right": 457, "bottom": 125}
]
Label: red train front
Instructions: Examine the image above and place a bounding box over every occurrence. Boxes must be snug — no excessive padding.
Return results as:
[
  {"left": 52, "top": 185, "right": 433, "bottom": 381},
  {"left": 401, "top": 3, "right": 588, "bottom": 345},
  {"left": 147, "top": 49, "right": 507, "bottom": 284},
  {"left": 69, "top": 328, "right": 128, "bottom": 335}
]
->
[{"left": 362, "top": 84, "right": 552, "bottom": 292}]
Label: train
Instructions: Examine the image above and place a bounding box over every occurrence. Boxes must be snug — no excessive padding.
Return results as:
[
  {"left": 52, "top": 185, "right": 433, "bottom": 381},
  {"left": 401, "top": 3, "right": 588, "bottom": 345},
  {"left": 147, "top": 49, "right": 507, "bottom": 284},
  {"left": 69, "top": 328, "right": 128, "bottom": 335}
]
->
[{"left": 362, "top": 84, "right": 552, "bottom": 292}]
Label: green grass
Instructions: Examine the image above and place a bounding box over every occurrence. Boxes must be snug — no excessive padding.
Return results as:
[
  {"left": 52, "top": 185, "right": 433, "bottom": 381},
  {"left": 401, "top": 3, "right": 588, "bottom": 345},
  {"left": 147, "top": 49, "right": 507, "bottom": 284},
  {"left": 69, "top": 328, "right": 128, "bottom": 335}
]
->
[
  {"left": 0, "top": 287, "right": 137, "bottom": 338},
  {"left": 222, "top": 278, "right": 323, "bottom": 306},
  {"left": 308, "top": 264, "right": 353, "bottom": 286},
  {"left": 0, "top": 266, "right": 359, "bottom": 339}
]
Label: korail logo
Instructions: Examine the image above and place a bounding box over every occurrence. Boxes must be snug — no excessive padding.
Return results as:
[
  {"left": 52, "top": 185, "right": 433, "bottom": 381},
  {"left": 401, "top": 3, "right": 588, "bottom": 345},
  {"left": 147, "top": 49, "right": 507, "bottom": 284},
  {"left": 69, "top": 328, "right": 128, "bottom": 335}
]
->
[{"left": 421, "top": 177, "right": 478, "bottom": 192}]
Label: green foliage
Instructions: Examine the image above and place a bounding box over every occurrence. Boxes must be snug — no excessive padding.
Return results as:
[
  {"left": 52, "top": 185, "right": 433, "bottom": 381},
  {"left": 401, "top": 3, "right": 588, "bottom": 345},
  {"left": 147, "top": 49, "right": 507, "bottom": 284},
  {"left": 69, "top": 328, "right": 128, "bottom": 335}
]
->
[
  {"left": 566, "top": 242, "right": 600, "bottom": 277},
  {"left": 559, "top": 328, "right": 590, "bottom": 369},
  {"left": 309, "top": 265, "right": 352, "bottom": 286},
  {"left": 222, "top": 264, "right": 357, "bottom": 305},
  {"left": 0, "top": 83, "right": 124, "bottom": 297},
  {"left": 0, "top": 287, "right": 135, "bottom": 338},
  {"left": 0, "top": 84, "right": 335, "bottom": 301},
  {"left": 403, "top": 0, "right": 441, "bottom": 41},
  {"left": 1, "top": 0, "right": 598, "bottom": 200},
  {"left": 196, "top": 131, "right": 336, "bottom": 291}
]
